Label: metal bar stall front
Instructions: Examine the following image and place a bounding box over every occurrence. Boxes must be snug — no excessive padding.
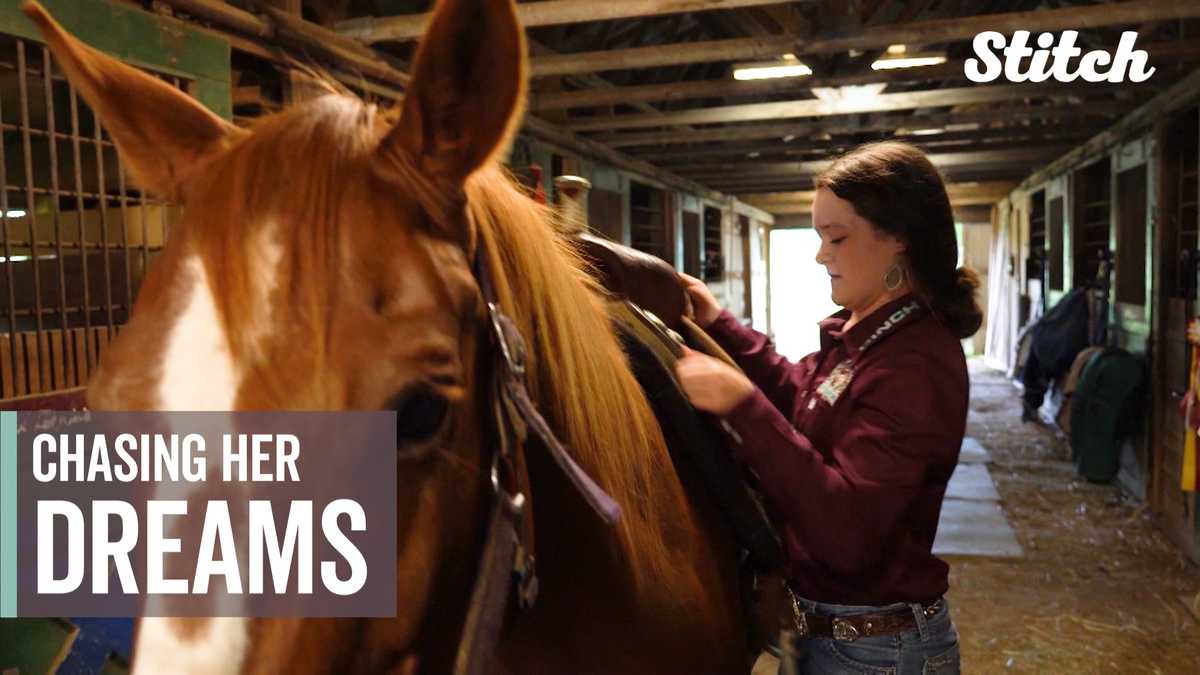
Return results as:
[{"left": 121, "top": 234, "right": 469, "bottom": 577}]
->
[{"left": 0, "top": 34, "right": 186, "bottom": 400}]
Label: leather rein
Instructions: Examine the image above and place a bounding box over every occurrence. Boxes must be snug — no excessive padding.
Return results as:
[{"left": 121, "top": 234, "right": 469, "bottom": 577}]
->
[
  {"left": 450, "top": 238, "right": 623, "bottom": 675},
  {"left": 386, "top": 152, "right": 623, "bottom": 675}
]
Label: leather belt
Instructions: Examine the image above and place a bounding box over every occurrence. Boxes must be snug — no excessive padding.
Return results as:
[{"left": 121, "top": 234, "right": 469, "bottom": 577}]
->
[{"left": 790, "top": 592, "right": 943, "bottom": 643}]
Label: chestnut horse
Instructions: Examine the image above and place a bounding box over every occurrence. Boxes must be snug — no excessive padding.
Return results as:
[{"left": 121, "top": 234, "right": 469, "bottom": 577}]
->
[{"left": 22, "top": 0, "right": 747, "bottom": 673}]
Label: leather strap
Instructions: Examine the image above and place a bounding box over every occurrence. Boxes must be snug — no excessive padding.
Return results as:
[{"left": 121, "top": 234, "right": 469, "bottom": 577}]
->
[
  {"left": 448, "top": 220, "right": 622, "bottom": 675},
  {"left": 452, "top": 487, "right": 525, "bottom": 675}
]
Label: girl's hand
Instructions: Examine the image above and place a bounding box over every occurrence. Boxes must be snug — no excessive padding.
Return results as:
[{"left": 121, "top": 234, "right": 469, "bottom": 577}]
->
[
  {"left": 675, "top": 348, "right": 756, "bottom": 416},
  {"left": 679, "top": 273, "right": 723, "bottom": 328}
]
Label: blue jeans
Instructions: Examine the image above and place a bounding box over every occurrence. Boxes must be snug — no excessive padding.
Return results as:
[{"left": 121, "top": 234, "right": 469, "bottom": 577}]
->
[{"left": 778, "top": 596, "right": 960, "bottom": 675}]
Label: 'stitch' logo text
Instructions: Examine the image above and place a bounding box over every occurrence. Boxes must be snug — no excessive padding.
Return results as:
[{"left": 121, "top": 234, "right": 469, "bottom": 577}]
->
[{"left": 966, "top": 30, "right": 1154, "bottom": 84}]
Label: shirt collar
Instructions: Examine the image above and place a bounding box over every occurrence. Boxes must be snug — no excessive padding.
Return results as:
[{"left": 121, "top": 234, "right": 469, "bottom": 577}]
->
[{"left": 818, "top": 294, "right": 925, "bottom": 357}]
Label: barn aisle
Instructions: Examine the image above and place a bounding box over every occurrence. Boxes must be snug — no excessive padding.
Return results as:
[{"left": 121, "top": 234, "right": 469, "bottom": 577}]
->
[{"left": 948, "top": 359, "right": 1200, "bottom": 673}]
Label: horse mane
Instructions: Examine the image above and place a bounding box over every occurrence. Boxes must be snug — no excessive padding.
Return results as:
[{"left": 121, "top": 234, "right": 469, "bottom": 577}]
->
[
  {"left": 466, "top": 166, "right": 693, "bottom": 591},
  {"left": 186, "top": 91, "right": 697, "bottom": 592}
]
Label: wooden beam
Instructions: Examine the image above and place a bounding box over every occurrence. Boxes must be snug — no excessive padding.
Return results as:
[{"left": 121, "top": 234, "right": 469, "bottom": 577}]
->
[
  {"left": 337, "top": 0, "right": 795, "bottom": 43},
  {"left": 740, "top": 180, "right": 1017, "bottom": 208},
  {"left": 1017, "top": 65, "right": 1200, "bottom": 192},
  {"left": 162, "top": 2, "right": 733, "bottom": 209},
  {"left": 528, "top": 38, "right": 667, "bottom": 118},
  {"left": 592, "top": 102, "right": 1135, "bottom": 147},
  {"left": 681, "top": 147, "right": 1070, "bottom": 178},
  {"left": 520, "top": 117, "right": 725, "bottom": 200},
  {"left": 533, "top": 35, "right": 794, "bottom": 77},
  {"left": 713, "top": 162, "right": 1033, "bottom": 188},
  {"left": 528, "top": 0, "right": 1200, "bottom": 77},
  {"left": 633, "top": 128, "right": 1100, "bottom": 162},
  {"left": 162, "top": 0, "right": 410, "bottom": 84},
  {"left": 531, "top": 40, "right": 1200, "bottom": 111},
  {"left": 531, "top": 60, "right": 966, "bottom": 111},
  {"left": 568, "top": 82, "right": 1117, "bottom": 131},
  {"left": 746, "top": 194, "right": 1011, "bottom": 215}
]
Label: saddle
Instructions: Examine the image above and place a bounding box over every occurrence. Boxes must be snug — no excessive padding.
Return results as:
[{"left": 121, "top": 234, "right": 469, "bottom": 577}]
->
[
  {"left": 574, "top": 232, "right": 691, "bottom": 334},
  {"left": 572, "top": 232, "right": 779, "bottom": 565},
  {"left": 571, "top": 232, "right": 786, "bottom": 661}
]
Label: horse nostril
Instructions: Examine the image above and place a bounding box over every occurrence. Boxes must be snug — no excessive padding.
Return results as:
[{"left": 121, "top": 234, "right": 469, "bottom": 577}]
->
[{"left": 390, "top": 384, "right": 450, "bottom": 445}]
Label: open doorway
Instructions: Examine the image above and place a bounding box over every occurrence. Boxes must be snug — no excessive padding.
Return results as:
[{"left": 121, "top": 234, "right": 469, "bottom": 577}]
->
[{"left": 768, "top": 229, "right": 838, "bottom": 361}]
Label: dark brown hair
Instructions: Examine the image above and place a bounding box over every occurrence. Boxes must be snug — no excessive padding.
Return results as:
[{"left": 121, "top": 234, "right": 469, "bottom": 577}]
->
[{"left": 815, "top": 141, "right": 983, "bottom": 339}]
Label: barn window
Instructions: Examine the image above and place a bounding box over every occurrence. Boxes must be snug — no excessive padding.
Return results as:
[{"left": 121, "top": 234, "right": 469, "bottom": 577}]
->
[
  {"left": 681, "top": 209, "right": 701, "bottom": 277},
  {"left": 702, "top": 205, "right": 722, "bottom": 281},
  {"left": 1048, "top": 196, "right": 1065, "bottom": 291},
  {"left": 1115, "top": 164, "right": 1148, "bottom": 307},
  {"left": 0, "top": 36, "right": 181, "bottom": 400},
  {"left": 1072, "top": 159, "right": 1112, "bottom": 289},
  {"left": 1028, "top": 189, "right": 1046, "bottom": 284},
  {"left": 630, "top": 180, "right": 672, "bottom": 264}
]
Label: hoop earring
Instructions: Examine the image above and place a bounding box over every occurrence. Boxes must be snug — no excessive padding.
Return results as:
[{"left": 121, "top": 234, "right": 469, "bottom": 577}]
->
[{"left": 884, "top": 264, "right": 905, "bottom": 291}]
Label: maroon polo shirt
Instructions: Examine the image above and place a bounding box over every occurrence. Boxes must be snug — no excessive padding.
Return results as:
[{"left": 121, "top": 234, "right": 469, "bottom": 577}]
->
[{"left": 707, "top": 293, "right": 968, "bottom": 605}]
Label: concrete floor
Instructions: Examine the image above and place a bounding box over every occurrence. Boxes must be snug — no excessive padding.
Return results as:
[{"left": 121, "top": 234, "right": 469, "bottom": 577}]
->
[
  {"left": 752, "top": 358, "right": 1200, "bottom": 675},
  {"left": 949, "top": 359, "right": 1200, "bottom": 674}
]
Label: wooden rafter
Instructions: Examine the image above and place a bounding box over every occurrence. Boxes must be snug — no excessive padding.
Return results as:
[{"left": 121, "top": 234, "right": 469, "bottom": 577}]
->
[
  {"left": 531, "top": 60, "right": 965, "bottom": 111},
  {"left": 740, "top": 180, "right": 1019, "bottom": 214},
  {"left": 691, "top": 146, "right": 1069, "bottom": 173},
  {"left": 157, "top": 0, "right": 725, "bottom": 203},
  {"left": 589, "top": 101, "right": 1136, "bottom": 147},
  {"left": 632, "top": 128, "right": 1103, "bottom": 162},
  {"left": 528, "top": 0, "right": 1200, "bottom": 77},
  {"left": 336, "top": 0, "right": 796, "bottom": 43},
  {"left": 536, "top": 40, "right": 1199, "bottom": 111},
  {"left": 567, "top": 82, "right": 1138, "bottom": 131}
]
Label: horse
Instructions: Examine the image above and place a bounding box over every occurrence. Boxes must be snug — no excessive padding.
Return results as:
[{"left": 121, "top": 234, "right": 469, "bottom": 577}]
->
[{"left": 21, "top": 0, "right": 749, "bottom": 672}]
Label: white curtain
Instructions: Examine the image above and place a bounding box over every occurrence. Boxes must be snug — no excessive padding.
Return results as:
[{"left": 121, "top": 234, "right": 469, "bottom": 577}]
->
[{"left": 985, "top": 203, "right": 1017, "bottom": 372}]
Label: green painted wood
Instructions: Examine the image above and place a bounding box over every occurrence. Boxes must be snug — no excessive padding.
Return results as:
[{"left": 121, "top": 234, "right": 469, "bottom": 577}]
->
[{"left": 0, "top": 0, "right": 230, "bottom": 119}]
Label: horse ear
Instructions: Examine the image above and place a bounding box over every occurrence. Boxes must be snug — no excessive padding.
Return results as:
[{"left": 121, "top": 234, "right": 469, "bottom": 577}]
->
[
  {"left": 21, "top": 1, "right": 240, "bottom": 201},
  {"left": 382, "top": 0, "right": 527, "bottom": 186}
]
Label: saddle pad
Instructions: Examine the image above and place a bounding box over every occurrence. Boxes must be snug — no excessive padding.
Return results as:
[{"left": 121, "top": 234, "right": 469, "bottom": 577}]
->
[{"left": 608, "top": 300, "right": 782, "bottom": 570}]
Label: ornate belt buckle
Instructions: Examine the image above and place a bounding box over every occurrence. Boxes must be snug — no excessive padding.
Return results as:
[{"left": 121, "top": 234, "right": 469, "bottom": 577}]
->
[
  {"left": 832, "top": 618, "right": 860, "bottom": 642},
  {"left": 789, "top": 591, "right": 809, "bottom": 638}
]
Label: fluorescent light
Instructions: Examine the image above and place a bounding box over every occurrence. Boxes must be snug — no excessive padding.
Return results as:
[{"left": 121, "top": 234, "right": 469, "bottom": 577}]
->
[
  {"left": 896, "top": 128, "right": 945, "bottom": 136},
  {"left": 886, "top": 44, "right": 907, "bottom": 55},
  {"left": 3, "top": 209, "right": 26, "bottom": 218},
  {"left": 734, "top": 62, "right": 813, "bottom": 81},
  {"left": 871, "top": 55, "right": 947, "bottom": 70}
]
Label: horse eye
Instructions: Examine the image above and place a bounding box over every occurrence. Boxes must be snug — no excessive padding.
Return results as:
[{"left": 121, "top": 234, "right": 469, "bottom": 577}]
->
[{"left": 390, "top": 385, "right": 450, "bottom": 445}]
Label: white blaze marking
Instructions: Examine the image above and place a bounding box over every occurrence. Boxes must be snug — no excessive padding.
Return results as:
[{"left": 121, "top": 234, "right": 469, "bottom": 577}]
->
[
  {"left": 136, "top": 228, "right": 280, "bottom": 673},
  {"left": 156, "top": 256, "right": 238, "bottom": 412},
  {"left": 133, "top": 618, "right": 248, "bottom": 675}
]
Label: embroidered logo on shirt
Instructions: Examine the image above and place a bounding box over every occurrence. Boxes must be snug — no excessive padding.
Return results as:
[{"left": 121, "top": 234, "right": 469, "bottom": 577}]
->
[
  {"left": 859, "top": 301, "right": 921, "bottom": 353},
  {"left": 816, "top": 358, "right": 855, "bottom": 405}
]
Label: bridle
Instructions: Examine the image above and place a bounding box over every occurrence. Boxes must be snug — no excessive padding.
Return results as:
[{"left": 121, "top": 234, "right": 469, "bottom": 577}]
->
[
  {"left": 450, "top": 239, "right": 623, "bottom": 675},
  {"left": 386, "top": 150, "right": 622, "bottom": 675}
]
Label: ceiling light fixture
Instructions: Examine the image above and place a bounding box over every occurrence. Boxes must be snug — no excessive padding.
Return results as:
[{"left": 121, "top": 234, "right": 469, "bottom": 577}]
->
[
  {"left": 733, "top": 54, "right": 813, "bottom": 81},
  {"left": 871, "top": 47, "right": 948, "bottom": 70}
]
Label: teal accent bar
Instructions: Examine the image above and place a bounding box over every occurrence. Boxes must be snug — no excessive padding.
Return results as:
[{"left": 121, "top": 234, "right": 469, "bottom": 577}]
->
[{"left": 1, "top": 411, "right": 16, "bottom": 617}]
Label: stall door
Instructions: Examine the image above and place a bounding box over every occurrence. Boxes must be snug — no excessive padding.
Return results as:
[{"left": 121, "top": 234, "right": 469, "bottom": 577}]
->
[{"left": 1152, "top": 108, "right": 1200, "bottom": 562}]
